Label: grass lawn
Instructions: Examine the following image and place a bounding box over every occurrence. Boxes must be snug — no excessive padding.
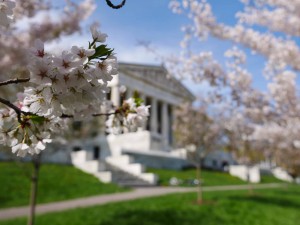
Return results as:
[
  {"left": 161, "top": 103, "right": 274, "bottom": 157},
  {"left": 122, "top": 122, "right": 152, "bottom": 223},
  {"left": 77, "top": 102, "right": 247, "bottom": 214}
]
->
[
  {"left": 147, "top": 167, "right": 282, "bottom": 187},
  {"left": 147, "top": 167, "right": 247, "bottom": 186},
  {"left": 0, "top": 185, "right": 299, "bottom": 225},
  {"left": 260, "top": 174, "right": 286, "bottom": 183},
  {"left": 0, "top": 161, "right": 126, "bottom": 209}
]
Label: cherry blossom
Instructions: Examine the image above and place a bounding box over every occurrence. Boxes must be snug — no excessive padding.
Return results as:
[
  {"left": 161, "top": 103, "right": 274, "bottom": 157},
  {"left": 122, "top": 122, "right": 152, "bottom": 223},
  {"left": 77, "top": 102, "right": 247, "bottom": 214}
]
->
[
  {"left": 106, "top": 98, "right": 150, "bottom": 134},
  {"left": 90, "top": 23, "right": 108, "bottom": 42}
]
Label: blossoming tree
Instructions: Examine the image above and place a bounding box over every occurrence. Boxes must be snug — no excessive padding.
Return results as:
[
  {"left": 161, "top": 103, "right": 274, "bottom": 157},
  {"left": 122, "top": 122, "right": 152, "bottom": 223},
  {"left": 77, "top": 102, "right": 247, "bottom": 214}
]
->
[
  {"left": 0, "top": 1, "right": 148, "bottom": 224},
  {"left": 169, "top": 0, "right": 300, "bottom": 180},
  {"left": 0, "top": 0, "right": 147, "bottom": 158},
  {"left": 174, "top": 101, "right": 223, "bottom": 203}
]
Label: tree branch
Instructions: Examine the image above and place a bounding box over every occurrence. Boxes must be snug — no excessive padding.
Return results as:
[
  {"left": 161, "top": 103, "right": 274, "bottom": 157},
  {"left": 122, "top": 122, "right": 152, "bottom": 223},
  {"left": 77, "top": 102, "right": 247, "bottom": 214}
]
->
[
  {"left": 0, "top": 97, "right": 23, "bottom": 123},
  {"left": 93, "top": 111, "right": 120, "bottom": 117},
  {"left": 0, "top": 97, "right": 32, "bottom": 124},
  {"left": 0, "top": 97, "right": 119, "bottom": 125},
  {"left": 0, "top": 78, "right": 30, "bottom": 87},
  {"left": 106, "top": 0, "right": 126, "bottom": 9},
  {"left": 61, "top": 111, "right": 118, "bottom": 118}
]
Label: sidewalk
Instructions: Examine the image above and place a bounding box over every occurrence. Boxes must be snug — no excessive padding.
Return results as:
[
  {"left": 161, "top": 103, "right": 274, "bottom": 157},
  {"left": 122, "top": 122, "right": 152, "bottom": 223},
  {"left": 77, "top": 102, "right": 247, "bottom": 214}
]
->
[{"left": 0, "top": 183, "right": 285, "bottom": 220}]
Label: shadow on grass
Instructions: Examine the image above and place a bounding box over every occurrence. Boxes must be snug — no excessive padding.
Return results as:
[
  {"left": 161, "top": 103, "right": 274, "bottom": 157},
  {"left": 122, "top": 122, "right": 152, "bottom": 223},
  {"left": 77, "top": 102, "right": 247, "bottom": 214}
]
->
[
  {"left": 98, "top": 208, "right": 221, "bottom": 225},
  {"left": 0, "top": 197, "right": 9, "bottom": 208},
  {"left": 270, "top": 186, "right": 300, "bottom": 196},
  {"left": 230, "top": 195, "right": 300, "bottom": 209}
]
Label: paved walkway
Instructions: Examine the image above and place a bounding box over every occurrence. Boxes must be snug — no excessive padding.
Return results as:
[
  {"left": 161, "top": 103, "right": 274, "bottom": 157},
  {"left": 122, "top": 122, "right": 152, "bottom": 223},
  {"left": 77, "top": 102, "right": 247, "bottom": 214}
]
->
[{"left": 0, "top": 183, "right": 285, "bottom": 220}]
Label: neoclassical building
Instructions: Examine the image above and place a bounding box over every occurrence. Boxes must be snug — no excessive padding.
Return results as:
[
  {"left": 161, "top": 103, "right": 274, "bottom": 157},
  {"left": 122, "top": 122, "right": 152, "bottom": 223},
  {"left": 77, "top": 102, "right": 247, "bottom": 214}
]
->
[
  {"left": 69, "top": 63, "right": 195, "bottom": 185},
  {"left": 109, "top": 63, "right": 195, "bottom": 150}
]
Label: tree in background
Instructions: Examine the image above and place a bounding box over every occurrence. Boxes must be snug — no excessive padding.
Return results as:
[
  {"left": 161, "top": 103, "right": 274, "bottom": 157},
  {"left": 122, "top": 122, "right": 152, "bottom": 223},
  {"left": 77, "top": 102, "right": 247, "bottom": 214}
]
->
[
  {"left": 168, "top": 0, "right": 300, "bottom": 180},
  {"left": 174, "top": 102, "right": 222, "bottom": 203}
]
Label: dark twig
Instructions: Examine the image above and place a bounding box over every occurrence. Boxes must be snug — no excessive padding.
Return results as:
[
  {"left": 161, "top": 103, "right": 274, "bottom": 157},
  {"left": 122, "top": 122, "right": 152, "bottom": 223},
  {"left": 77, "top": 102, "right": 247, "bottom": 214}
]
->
[
  {"left": 93, "top": 111, "right": 119, "bottom": 117},
  {"left": 0, "top": 97, "right": 23, "bottom": 123},
  {"left": 0, "top": 97, "right": 32, "bottom": 123},
  {"left": 61, "top": 111, "right": 118, "bottom": 118},
  {"left": 0, "top": 95, "right": 119, "bottom": 125},
  {"left": 0, "top": 78, "right": 30, "bottom": 87},
  {"left": 106, "top": 0, "right": 126, "bottom": 9}
]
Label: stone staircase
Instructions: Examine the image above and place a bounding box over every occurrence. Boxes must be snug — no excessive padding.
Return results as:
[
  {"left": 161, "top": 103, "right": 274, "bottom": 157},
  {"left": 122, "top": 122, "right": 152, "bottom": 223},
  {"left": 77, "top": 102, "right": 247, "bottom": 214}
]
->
[
  {"left": 71, "top": 150, "right": 112, "bottom": 183},
  {"left": 105, "top": 162, "right": 157, "bottom": 187},
  {"left": 105, "top": 155, "right": 157, "bottom": 184},
  {"left": 272, "top": 167, "right": 293, "bottom": 182},
  {"left": 71, "top": 150, "right": 157, "bottom": 186}
]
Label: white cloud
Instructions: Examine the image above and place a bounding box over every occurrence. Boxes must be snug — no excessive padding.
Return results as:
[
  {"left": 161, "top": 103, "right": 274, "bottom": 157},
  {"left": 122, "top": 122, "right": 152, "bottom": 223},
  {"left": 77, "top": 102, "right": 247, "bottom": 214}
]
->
[
  {"left": 45, "top": 32, "right": 177, "bottom": 66},
  {"left": 115, "top": 45, "right": 159, "bottom": 64},
  {"left": 46, "top": 34, "right": 88, "bottom": 53}
]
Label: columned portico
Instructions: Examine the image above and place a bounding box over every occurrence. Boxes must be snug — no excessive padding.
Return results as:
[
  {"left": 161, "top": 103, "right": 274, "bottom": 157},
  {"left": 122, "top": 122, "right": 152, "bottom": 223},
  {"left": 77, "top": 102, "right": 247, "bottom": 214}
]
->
[{"left": 107, "top": 62, "right": 195, "bottom": 152}]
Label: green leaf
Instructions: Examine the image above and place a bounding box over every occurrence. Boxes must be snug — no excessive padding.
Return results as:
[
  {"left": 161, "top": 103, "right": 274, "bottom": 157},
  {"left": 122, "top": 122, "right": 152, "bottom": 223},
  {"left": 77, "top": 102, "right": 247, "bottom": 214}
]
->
[
  {"left": 29, "top": 115, "right": 45, "bottom": 124},
  {"left": 134, "top": 97, "right": 144, "bottom": 107},
  {"left": 89, "top": 45, "right": 114, "bottom": 61}
]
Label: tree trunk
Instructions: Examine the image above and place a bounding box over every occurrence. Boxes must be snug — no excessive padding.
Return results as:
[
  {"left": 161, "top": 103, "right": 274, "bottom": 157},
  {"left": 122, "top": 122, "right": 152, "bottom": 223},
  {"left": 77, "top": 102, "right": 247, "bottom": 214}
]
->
[
  {"left": 27, "top": 155, "right": 41, "bottom": 225},
  {"left": 196, "top": 162, "right": 202, "bottom": 204},
  {"left": 247, "top": 165, "right": 254, "bottom": 194}
]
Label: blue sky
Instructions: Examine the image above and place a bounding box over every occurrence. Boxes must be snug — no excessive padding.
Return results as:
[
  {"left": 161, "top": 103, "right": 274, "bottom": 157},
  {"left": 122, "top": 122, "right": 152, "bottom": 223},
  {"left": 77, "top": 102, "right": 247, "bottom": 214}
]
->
[{"left": 50, "top": 0, "right": 269, "bottom": 94}]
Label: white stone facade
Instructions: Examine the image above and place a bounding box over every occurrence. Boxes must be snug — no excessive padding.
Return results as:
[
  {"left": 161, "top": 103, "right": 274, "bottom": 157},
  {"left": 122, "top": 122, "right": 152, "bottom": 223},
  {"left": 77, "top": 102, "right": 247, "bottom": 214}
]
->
[{"left": 229, "top": 165, "right": 261, "bottom": 183}]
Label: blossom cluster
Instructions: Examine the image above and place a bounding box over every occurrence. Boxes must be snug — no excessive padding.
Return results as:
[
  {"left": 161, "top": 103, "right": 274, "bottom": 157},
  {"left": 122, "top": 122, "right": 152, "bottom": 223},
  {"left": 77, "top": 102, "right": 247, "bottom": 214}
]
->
[
  {"left": 238, "top": 0, "right": 300, "bottom": 37},
  {"left": 106, "top": 98, "right": 150, "bottom": 134},
  {"left": 0, "top": 0, "right": 96, "bottom": 89},
  {"left": 0, "top": 5, "right": 150, "bottom": 157},
  {"left": 23, "top": 26, "right": 117, "bottom": 120},
  {"left": 170, "top": 0, "right": 300, "bottom": 72},
  {"left": 0, "top": 107, "right": 66, "bottom": 157},
  {"left": 0, "top": 23, "right": 113, "bottom": 156}
]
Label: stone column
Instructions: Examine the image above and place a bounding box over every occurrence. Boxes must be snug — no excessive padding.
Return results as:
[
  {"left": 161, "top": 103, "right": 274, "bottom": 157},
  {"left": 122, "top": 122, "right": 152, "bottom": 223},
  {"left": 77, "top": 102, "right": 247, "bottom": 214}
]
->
[
  {"left": 150, "top": 98, "right": 158, "bottom": 133},
  {"left": 140, "top": 93, "right": 147, "bottom": 131},
  {"left": 168, "top": 105, "right": 174, "bottom": 146},
  {"left": 111, "top": 85, "right": 120, "bottom": 107},
  {"left": 162, "top": 102, "right": 169, "bottom": 147},
  {"left": 126, "top": 88, "right": 133, "bottom": 99}
]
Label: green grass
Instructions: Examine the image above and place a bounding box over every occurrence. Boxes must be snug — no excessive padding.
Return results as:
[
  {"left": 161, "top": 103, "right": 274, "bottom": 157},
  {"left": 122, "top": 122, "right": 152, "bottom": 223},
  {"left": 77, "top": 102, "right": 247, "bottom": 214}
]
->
[
  {"left": 0, "top": 161, "right": 126, "bottom": 209},
  {"left": 260, "top": 174, "right": 286, "bottom": 183},
  {"left": 147, "top": 168, "right": 284, "bottom": 187},
  {"left": 0, "top": 185, "right": 299, "bottom": 225},
  {"left": 147, "top": 167, "right": 246, "bottom": 186}
]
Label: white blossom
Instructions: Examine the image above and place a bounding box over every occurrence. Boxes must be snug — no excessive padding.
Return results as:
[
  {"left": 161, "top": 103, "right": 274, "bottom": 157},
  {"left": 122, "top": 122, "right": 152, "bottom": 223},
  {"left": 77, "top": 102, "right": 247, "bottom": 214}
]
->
[{"left": 90, "top": 24, "right": 108, "bottom": 42}]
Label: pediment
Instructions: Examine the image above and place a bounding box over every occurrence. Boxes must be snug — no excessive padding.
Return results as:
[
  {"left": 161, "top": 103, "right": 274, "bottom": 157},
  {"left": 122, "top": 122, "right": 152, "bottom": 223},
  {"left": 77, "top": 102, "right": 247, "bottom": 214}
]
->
[{"left": 119, "top": 63, "right": 195, "bottom": 101}]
